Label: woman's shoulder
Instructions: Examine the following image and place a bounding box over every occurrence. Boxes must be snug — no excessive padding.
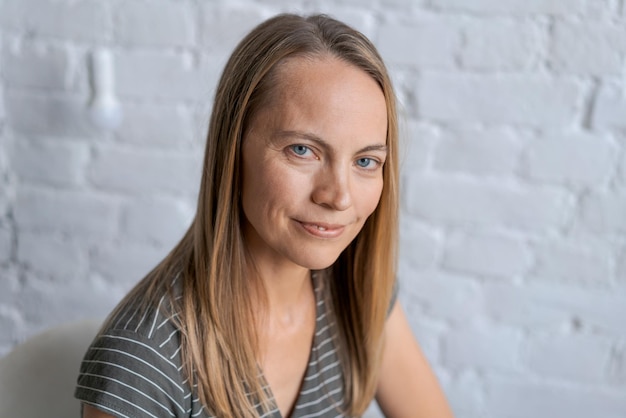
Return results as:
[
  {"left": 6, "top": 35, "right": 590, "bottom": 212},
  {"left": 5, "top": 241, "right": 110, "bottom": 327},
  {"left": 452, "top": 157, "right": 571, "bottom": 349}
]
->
[
  {"left": 104, "top": 282, "right": 180, "bottom": 342},
  {"left": 75, "top": 277, "right": 192, "bottom": 417}
]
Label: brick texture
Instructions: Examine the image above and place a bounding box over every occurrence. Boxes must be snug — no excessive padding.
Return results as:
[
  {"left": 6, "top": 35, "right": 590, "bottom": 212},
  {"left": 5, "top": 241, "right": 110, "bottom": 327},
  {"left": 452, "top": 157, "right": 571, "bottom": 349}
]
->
[{"left": 1, "top": 2, "right": 625, "bottom": 418}]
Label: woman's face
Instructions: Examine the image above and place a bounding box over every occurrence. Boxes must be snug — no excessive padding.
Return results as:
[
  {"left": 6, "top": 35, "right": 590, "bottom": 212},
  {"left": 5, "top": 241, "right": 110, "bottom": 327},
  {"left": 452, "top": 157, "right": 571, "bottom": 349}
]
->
[{"left": 241, "top": 56, "right": 388, "bottom": 272}]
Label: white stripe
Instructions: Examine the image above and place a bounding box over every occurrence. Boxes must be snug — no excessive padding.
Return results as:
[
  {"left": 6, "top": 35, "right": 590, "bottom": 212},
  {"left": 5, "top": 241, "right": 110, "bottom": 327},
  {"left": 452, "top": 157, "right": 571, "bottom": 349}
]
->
[
  {"left": 157, "top": 316, "right": 171, "bottom": 330},
  {"left": 315, "top": 323, "right": 331, "bottom": 337},
  {"left": 80, "top": 373, "right": 178, "bottom": 416},
  {"left": 295, "top": 386, "right": 342, "bottom": 409},
  {"left": 170, "top": 346, "right": 182, "bottom": 359},
  {"left": 159, "top": 329, "right": 178, "bottom": 348},
  {"left": 308, "top": 347, "right": 335, "bottom": 367},
  {"left": 81, "top": 360, "right": 185, "bottom": 410},
  {"left": 100, "top": 334, "right": 178, "bottom": 369},
  {"left": 76, "top": 384, "right": 160, "bottom": 418},
  {"left": 298, "top": 400, "right": 344, "bottom": 418},
  {"left": 315, "top": 333, "right": 337, "bottom": 352},
  {"left": 191, "top": 406, "right": 205, "bottom": 417},
  {"left": 171, "top": 275, "right": 180, "bottom": 286},
  {"left": 123, "top": 307, "right": 138, "bottom": 330},
  {"left": 88, "top": 347, "right": 184, "bottom": 393},
  {"left": 148, "top": 295, "right": 166, "bottom": 338},
  {"left": 303, "top": 360, "right": 341, "bottom": 381},
  {"left": 134, "top": 309, "right": 150, "bottom": 333},
  {"left": 299, "top": 373, "right": 341, "bottom": 395},
  {"left": 258, "top": 407, "right": 280, "bottom": 418}
]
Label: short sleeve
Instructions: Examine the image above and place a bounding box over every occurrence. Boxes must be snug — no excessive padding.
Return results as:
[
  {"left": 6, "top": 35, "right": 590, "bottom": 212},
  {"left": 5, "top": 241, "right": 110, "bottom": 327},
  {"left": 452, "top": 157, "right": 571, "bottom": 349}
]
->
[{"left": 75, "top": 328, "right": 188, "bottom": 418}]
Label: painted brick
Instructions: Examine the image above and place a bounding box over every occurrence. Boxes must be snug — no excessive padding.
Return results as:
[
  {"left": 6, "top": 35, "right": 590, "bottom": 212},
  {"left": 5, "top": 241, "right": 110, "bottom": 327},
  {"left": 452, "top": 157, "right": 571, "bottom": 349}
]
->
[
  {"left": 0, "top": 266, "right": 20, "bottom": 307},
  {"left": 404, "top": 177, "right": 571, "bottom": 231},
  {"left": 460, "top": 19, "right": 544, "bottom": 71},
  {"left": 608, "top": 342, "right": 626, "bottom": 385},
  {"left": 618, "top": 248, "right": 626, "bottom": 285},
  {"left": 199, "top": 5, "right": 266, "bottom": 55},
  {"left": 523, "top": 333, "right": 612, "bottom": 382},
  {"left": 442, "top": 231, "right": 530, "bottom": 278},
  {"left": 120, "top": 198, "right": 193, "bottom": 247},
  {"left": 442, "top": 320, "right": 522, "bottom": 371},
  {"left": 529, "top": 240, "right": 613, "bottom": 286},
  {"left": 334, "top": 0, "right": 378, "bottom": 8},
  {"left": 2, "top": 42, "right": 69, "bottom": 90},
  {"left": 15, "top": 275, "right": 124, "bottom": 333},
  {"left": 401, "top": 315, "right": 444, "bottom": 365},
  {"left": 115, "top": 51, "right": 212, "bottom": 101},
  {"left": 0, "top": 84, "right": 6, "bottom": 123},
  {"left": 485, "top": 377, "right": 626, "bottom": 418},
  {"left": 0, "top": 0, "right": 109, "bottom": 42},
  {"left": 523, "top": 282, "right": 626, "bottom": 336},
  {"left": 445, "top": 371, "right": 485, "bottom": 418},
  {"left": 0, "top": 195, "right": 8, "bottom": 221},
  {"left": 1, "top": 1, "right": 626, "bottom": 414},
  {"left": 482, "top": 282, "right": 574, "bottom": 330},
  {"left": 16, "top": 231, "right": 86, "bottom": 282},
  {"left": 14, "top": 188, "right": 119, "bottom": 241},
  {"left": 523, "top": 132, "right": 617, "bottom": 187},
  {"left": 88, "top": 146, "right": 201, "bottom": 195},
  {"left": 593, "top": 81, "right": 626, "bottom": 130},
  {"left": 10, "top": 139, "right": 90, "bottom": 187},
  {"left": 0, "top": 305, "right": 23, "bottom": 353},
  {"left": 0, "top": 222, "right": 12, "bottom": 263},
  {"left": 117, "top": 104, "right": 195, "bottom": 148},
  {"left": 402, "top": 271, "right": 483, "bottom": 323},
  {"left": 90, "top": 242, "right": 169, "bottom": 285},
  {"left": 114, "top": 0, "right": 195, "bottom": 48},
  {"left": 400, "top": 121, "right": 439, "bottom": 178},
  {"left": 378, "top": 20, "right": 461, "bottom": 69},
  {"left": 427, "top": 0, "right": 589, "bottom": 15},
  {"left": 398, "top": 216, "right": 440, "bottom": 268},
  {"left": 585, "top": 0, "right": 623, "bottom": 18},
  {"left": 433, "top": 128, "right": 522, "bottom": 177},
  {"left": 620, "top": 147, "right": 626, "bottom": 186},
  {"left": 4, "top": 92, "right": 96, "bottom": 137},
  {"left": 316, "top": 8, "right": 376, "bottom": 41},
  {"left": 551, "top": 21, "right": 626, "bottom": 76},
  {"left": 579, "top": 191, "right": 626, "bottom": 234},
  {"left": 418, "top": 74, "right": 582, "bottom": 127}
]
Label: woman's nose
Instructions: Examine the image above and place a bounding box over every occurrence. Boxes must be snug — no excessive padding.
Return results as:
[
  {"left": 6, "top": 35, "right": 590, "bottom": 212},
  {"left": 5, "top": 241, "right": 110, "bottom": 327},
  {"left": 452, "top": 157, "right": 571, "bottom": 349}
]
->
[{"left": 311, "top": 166, "right": 352, "bottom": 211}]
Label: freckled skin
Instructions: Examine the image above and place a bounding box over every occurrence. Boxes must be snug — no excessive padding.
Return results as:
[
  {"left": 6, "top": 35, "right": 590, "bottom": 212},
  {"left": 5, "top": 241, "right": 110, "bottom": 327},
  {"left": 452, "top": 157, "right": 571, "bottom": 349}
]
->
[{"left": 240, "top": 56, "right": 388, "bottom": 273}]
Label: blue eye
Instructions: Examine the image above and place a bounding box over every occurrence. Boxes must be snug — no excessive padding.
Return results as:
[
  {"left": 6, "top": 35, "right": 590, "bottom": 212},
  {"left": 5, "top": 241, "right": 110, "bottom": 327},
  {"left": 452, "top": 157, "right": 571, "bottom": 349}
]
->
[
  {"left": 356, "top": 158, "right": 374, "bottom": 168},
  {"left": 291, "top": 145, "right": 310, "bottom": 156}
]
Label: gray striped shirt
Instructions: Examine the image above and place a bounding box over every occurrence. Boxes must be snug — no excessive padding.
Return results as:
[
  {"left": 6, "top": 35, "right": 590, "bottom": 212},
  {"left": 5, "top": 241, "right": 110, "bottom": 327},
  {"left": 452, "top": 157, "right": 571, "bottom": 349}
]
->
[{"left": 75, "top": 275, "right": 348, "bottom": 417}]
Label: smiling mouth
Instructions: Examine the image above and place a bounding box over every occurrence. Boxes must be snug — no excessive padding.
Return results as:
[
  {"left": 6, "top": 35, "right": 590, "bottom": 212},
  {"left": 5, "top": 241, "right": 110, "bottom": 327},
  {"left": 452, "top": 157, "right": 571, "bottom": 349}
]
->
[{"left": 297, "top": 221, "right": 346, "bottom": 238}]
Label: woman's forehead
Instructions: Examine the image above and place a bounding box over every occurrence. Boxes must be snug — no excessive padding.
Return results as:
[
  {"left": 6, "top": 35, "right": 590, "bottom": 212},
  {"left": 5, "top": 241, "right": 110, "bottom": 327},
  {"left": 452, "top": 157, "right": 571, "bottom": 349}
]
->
[{"left": 246, "top": 56, "right": 388, "bottom": 150}]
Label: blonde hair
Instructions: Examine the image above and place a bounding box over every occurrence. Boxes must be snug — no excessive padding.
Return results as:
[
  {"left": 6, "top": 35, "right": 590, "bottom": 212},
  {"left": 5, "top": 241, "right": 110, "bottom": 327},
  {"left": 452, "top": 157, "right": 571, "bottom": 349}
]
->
[{"left": 107, "top": 13, "right": 398, "bottom": 417}]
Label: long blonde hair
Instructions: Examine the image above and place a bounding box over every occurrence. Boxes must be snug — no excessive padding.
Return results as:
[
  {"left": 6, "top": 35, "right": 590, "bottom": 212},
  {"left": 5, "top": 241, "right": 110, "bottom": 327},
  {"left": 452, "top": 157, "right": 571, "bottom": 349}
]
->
[{"left": 108, "top": 13, "right": 398, "bottom": 417}]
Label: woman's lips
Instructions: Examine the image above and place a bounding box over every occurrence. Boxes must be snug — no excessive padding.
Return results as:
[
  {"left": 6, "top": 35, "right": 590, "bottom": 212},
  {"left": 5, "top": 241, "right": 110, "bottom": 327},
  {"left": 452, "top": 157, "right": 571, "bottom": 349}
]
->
[{"left": 298, "top": 221, "right": 346, "bottom": 238}]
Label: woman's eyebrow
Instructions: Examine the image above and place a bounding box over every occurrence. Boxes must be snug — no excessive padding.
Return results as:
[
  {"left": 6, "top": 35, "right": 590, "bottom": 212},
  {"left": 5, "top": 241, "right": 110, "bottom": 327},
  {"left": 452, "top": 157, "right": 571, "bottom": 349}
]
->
[
  {"left": 359, "top": 144, "right": 388, "bottom": 154},
  {"left": 273, "top": 130, "right": 388, "bottom": 154},
  {"left": 273, "top": 130, "right": 325, "bottom": 146}
]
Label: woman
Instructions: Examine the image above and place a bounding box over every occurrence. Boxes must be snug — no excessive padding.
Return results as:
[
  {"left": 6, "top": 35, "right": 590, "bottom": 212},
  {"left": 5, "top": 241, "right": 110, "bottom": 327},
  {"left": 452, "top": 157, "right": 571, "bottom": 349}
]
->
[{"left": 76, "top": 13, "right": 453, "bottom": 418}]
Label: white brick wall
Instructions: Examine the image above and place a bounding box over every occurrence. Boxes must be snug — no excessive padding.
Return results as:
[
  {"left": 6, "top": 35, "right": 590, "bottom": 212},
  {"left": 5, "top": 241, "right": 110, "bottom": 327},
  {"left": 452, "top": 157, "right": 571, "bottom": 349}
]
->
[{"left": 1, "top": 1, "right": 625, "bottom": 417}]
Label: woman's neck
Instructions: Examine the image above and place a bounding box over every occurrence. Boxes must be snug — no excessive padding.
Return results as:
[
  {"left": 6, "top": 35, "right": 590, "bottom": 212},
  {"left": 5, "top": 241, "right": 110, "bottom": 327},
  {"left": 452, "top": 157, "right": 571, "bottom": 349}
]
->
[{"left": 252, "top": 260, "right": 312, "bottom": 316}]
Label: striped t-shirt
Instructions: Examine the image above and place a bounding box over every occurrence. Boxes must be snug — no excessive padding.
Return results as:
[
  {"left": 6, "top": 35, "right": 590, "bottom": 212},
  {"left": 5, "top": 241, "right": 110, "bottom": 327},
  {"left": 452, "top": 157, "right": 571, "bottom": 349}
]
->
[{"left": 75, "top": 274, "right": 349, "bottom": 417}]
